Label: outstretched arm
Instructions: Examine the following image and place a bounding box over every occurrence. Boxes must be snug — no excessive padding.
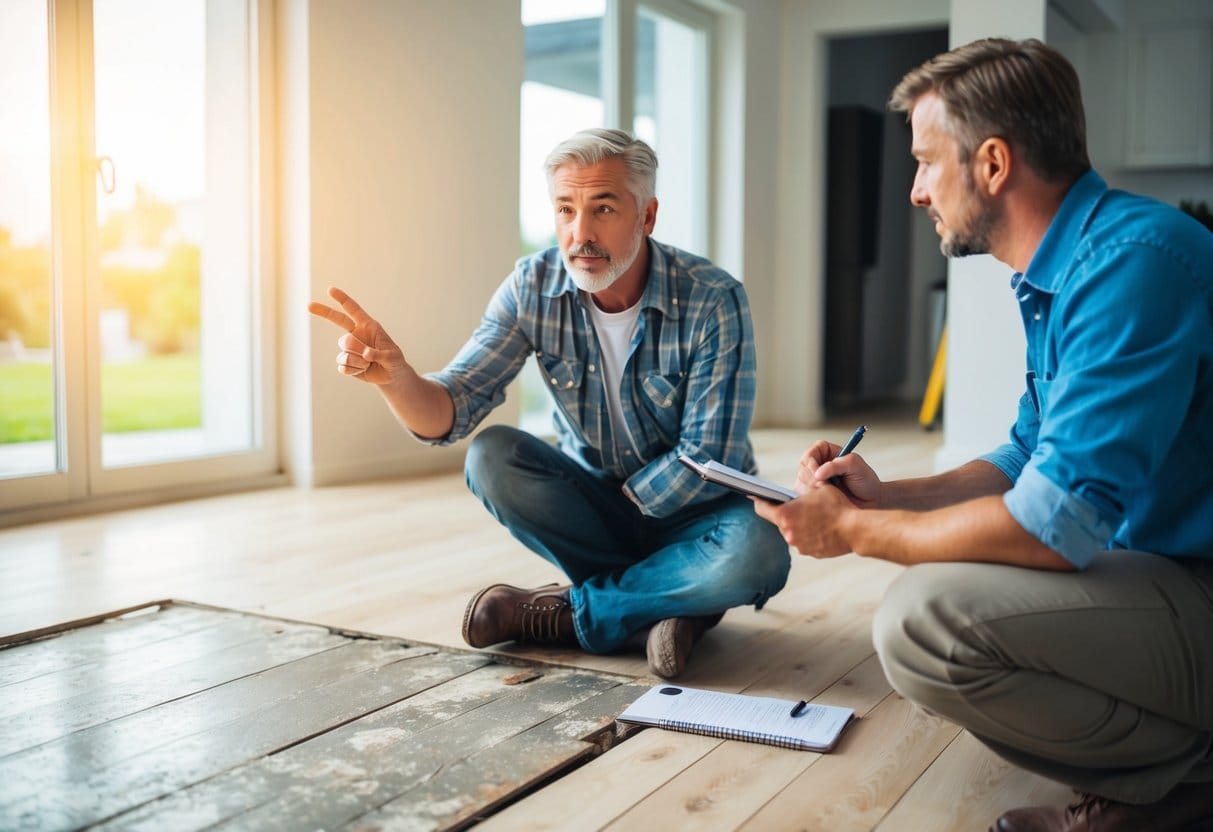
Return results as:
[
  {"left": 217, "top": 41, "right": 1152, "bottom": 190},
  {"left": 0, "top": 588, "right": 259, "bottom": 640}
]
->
[{"left": 307, "top": 286, "right": 455, "bottom": 440}]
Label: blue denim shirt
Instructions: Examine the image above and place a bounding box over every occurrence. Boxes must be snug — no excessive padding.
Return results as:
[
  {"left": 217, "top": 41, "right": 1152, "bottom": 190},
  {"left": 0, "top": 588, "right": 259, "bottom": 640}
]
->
[
  {"left": 982, "top": 170, "right": 1213, "bottom": 567},
  {"left": 424, "top": 238, "right": 760, "bottom": 518}
]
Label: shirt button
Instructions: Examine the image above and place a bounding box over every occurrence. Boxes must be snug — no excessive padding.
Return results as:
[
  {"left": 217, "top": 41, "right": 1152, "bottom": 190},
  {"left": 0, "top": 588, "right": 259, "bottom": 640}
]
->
[
  {"left": 588, "top": 364, "right": 596, "bottom": 372},
  {"left": 624, "top": 450, "right": 632, "bottom": 456},
  {"left": 672, "top": 298, "right": 679, "bottom": 305},
  {"left": 1033, "top": 312, "right": 1041, "bottom": 321},
  {"left": 550, "top": 377, "right": 558, "bottom": 385},
  {"left": 565, "top": 381, "right": 574, "bottom": 388}
]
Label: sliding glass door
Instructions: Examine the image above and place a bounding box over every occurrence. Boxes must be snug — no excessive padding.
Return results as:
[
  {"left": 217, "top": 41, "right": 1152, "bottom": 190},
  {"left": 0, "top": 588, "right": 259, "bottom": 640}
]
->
[
  {"left": 0, "top": 0, "right": 275, "bottom": 512},
  {"left": 0, "top": 0, "right": 56, "bottom": 482}
]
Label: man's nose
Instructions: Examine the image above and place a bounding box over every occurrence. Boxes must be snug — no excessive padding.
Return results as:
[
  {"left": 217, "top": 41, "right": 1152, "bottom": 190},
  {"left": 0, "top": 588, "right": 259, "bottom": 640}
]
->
[
  {"left": 910, "top": 174, "right": 930, "bottom": 208},
  {"left": 571, "top": 212, "right": 595, "bottom": 243}
]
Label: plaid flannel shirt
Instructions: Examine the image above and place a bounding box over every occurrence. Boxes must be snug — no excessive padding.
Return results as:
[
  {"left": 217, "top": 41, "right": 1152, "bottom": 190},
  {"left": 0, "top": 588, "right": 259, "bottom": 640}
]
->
[{"left": 424, "top": 238, "right": 761, "bottom": 518}]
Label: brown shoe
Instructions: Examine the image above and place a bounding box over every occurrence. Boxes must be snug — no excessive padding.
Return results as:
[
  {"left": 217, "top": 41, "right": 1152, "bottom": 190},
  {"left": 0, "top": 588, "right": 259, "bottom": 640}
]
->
[
  {"left": 645, "top": 612, "right": 724, "bottom": 678},
  {"left": 991, "top": 784, "right": 1213, "bottom": 832},
  {"left": 462, "top": 583, "right": 577, "bottom": 648}
]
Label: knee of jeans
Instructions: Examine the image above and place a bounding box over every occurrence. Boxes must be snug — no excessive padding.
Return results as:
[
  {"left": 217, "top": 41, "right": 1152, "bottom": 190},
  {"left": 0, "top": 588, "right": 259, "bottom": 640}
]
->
[
  {"left": 703, "top": 517, "right": 790, "bottom": 600},
  {"left": 464, "top": 425, "right": 521, "bottom": 498}
]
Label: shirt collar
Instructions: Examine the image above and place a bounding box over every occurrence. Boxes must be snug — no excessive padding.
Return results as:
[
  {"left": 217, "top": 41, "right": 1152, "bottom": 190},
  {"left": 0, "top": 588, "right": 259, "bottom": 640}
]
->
[
  {"left": 541, "top": 238, "right": 680, "bottom": 319},
  {"left": 1016, "top": 168, "right": 1106, "bottom": 294}
]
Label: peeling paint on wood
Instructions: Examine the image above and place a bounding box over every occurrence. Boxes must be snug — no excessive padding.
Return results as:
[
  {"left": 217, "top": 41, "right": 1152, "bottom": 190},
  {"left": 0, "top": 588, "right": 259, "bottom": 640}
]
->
[{"left": 0, "top": 602, "right": 642, "bottom": 832}]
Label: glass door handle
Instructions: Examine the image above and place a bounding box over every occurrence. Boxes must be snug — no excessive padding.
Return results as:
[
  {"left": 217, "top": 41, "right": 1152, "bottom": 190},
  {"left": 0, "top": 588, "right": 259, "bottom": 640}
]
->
[{"left": 96, "top": 155, "right": 116, "bottom": 195}]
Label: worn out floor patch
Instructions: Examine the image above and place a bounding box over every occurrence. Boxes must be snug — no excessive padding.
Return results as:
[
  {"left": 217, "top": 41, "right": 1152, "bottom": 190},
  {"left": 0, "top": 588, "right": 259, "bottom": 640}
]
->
[{"left": 0, "top": 600, "right": 646, "bottom": 831}]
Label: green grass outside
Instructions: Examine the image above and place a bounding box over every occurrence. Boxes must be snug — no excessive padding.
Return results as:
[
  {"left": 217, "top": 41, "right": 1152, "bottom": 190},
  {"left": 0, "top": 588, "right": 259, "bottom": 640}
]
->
[{"left": 0, "top": 354, "right": 201, "bottom": 443}]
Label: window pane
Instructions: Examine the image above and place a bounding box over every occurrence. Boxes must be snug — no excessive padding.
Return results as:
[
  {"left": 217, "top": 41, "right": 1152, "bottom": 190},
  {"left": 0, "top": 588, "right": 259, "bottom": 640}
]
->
[
  {"left": 519, "top": 0, "right": 604, "bottom": 436},
  {"left": 635, "top": 7, "right": 707, "bottom": 254},
  {"left": 0, "top": 1, "right": 56, "bottom": 479},
  {"left": 93, "top": 0, "right": 256, "bottom": 468}
]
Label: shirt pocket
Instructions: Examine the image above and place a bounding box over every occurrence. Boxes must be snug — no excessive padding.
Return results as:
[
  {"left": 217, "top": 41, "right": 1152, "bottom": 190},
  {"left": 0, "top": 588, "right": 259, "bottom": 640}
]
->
[
  {"left": 537, "top": 354, "right": 585, "bottom": 413},
  {"left": 1028, "top": 375, "right": 1053, "bottom": 418},
  {"left": 639, "top": 372, "right": 685, "bottom": 444}
]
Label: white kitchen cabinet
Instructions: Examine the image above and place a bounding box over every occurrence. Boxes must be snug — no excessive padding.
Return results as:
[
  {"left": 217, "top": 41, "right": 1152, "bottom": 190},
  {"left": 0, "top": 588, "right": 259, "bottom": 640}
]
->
[{"left": 1124, "top": 26, "right": 1213, "bottom": 168}]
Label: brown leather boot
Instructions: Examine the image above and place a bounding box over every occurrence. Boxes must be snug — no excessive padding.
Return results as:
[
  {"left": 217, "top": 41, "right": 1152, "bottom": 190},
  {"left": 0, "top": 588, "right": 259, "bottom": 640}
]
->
[
  {"left": 991, "top": 783, "right": 1213, "bottom": 832},
  {"left": 645, "top": 612, "right": 725, "bottom": 678},
  {"left": 461, "top": 583, "right": 577, "bottom": 648}
]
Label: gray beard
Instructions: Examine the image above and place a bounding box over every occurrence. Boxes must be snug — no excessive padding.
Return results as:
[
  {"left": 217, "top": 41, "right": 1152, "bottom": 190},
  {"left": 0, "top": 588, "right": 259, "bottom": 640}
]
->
[{"left": 563, "top": 227, "right": 645, "bottom": 293}]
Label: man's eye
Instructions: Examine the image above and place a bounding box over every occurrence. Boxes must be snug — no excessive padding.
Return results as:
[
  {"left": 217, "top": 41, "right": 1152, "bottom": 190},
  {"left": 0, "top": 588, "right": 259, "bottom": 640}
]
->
[{"left": 597, "top": 205, "right": 613, "bottom": 214}]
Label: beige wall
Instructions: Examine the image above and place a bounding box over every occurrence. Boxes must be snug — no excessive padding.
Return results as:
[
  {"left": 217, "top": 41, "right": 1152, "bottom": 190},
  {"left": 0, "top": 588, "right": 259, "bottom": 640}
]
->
[{"left": 279, "top": 0, "right": 523, "bottom": 486}]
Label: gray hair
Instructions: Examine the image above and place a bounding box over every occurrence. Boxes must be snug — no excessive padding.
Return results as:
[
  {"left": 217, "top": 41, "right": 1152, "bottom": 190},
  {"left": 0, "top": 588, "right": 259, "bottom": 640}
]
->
[{"left": 544, "top": 128, "right": 658, "bottom": 209}]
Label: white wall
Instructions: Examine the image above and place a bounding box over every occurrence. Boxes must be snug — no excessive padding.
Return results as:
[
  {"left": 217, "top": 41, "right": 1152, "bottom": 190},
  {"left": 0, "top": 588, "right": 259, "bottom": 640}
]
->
[
  {"left": 279, "top": 0, "right": 523, "bottom": 486},
  {"left": 933, "top": 0, "right": 1047, "bottom": 471},
  {"left": 711, "top": 0, "right": 785, "bottom": 425}
]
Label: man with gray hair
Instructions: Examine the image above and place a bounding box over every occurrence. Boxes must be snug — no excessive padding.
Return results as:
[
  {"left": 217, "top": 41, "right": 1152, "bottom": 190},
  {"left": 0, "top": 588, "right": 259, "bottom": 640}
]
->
[{"left": 310, "top": 128, "right": 789, "bottom": 678}]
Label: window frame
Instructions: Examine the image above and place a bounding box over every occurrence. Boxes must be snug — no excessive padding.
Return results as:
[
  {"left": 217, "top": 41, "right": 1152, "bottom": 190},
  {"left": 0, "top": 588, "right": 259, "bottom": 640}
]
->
[{"left": 0, "top": 0, "right": 279, "bottom": 515}]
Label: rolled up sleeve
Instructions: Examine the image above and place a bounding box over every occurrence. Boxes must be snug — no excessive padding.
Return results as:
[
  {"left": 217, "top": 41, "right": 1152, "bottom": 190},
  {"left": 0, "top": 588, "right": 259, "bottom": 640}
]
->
[
  {"left": 980, "top": 441, "right": 1029, "bottom": 484},
  {"left": 1003, "top": 465, "right": 1116, "bottom": 568}
]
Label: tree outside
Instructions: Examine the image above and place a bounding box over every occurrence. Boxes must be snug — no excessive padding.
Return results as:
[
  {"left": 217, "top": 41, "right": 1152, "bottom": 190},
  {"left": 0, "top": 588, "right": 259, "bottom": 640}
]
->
[{"left": 0, "top": 189, "right": 202, "bottom": 445}]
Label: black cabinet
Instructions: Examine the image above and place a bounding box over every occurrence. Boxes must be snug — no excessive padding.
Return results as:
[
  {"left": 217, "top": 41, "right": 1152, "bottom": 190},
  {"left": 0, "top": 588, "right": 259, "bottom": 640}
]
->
[{"left": 825, "top": 105, "right": 884, "bottom": 406}]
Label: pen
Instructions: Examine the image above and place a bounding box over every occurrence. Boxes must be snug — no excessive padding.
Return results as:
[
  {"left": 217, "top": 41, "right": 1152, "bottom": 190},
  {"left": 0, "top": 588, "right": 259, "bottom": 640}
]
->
[
  {"left": 830, "top": 424, "right": 867, "bottom": 487},
  {"left": 790, "top": 699, "right": 807, "bottom": 717},
  {"left": 837, "top": 424, "right": 867, "bottom": 459}
]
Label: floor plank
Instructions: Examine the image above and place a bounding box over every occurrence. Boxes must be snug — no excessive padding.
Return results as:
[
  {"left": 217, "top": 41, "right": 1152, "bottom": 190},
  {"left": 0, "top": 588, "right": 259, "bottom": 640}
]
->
[
  {"left": 0, "top": 620, "right": 354, "bottom": 758},
  {"left": 736, "top": 693, "right": 960, "bottom": 831},
  {"left": 876, "top": 731, "right": 1073, "bottom": 831}
]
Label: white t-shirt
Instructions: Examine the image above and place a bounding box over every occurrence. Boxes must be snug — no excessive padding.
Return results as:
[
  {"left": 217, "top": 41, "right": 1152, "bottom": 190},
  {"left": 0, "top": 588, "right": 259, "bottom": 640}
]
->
[{"left": 585, "top": 292, "right": 642, "bottom": 454}]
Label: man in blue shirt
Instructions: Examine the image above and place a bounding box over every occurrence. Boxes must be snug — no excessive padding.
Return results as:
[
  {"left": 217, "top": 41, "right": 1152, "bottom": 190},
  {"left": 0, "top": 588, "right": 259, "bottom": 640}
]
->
[
  {"left": 310, "top": 128, "right": 789, "bottom": 678},
  {"left": 755, "top": 39, "right": 1213, "bottom": 831}
]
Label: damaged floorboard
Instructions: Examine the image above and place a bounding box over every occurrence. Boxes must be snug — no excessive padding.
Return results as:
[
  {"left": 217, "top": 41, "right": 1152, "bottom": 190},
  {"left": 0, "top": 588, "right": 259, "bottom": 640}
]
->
[{"left": 0, "top": 601, "right": 647, "bottom": 832}]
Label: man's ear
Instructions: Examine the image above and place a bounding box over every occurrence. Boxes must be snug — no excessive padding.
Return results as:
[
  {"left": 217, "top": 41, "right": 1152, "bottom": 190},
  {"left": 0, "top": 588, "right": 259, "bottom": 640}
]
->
[
  {"left": 643, "top": 198, "right": 658, "bottom": 235},
  {"left": 974, "top": 137, "right": 1012, "bottom": 196}
]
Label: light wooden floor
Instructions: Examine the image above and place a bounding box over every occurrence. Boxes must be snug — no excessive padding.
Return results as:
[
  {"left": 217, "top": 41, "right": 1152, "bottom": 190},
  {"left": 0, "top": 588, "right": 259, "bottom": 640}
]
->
[{"left": 0, "top": 409, "right": 1071, "bottom": 830}]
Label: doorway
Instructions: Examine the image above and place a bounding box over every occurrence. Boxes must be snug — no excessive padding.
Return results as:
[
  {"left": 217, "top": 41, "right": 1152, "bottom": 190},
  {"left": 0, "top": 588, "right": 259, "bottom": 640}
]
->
[{"left": 823, "top": 28, "right": 948, "bottom": 415}]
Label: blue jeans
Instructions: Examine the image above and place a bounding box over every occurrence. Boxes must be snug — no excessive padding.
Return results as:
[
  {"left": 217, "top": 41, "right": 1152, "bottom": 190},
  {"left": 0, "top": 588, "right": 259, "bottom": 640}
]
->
[{"left": 464, "top": 425, "right": 791, "bottom": 653}]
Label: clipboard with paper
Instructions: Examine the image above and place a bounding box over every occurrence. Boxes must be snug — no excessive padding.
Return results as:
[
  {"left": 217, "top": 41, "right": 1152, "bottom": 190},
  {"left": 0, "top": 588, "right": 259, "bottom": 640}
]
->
[{"left": 677, "top": 455, "right": 797, "bottom": 504}]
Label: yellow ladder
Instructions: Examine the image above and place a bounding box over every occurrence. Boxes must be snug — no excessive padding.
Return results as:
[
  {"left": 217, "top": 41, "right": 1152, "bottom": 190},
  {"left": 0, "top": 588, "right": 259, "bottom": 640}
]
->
[{"left": 918, "top": 325, "right": 946, "bottom": 428}]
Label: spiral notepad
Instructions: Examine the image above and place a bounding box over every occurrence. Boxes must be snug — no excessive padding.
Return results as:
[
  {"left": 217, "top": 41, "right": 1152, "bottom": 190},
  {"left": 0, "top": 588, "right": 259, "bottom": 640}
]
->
[{"left": 617, "top": 684, "right": 854, "bottom": 752}]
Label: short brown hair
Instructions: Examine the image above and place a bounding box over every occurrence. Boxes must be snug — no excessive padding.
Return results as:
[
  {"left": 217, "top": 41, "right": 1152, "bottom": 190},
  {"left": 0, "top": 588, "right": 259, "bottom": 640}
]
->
[{"left": 888, "top": 38, "right": 1090, "bottom": 183}]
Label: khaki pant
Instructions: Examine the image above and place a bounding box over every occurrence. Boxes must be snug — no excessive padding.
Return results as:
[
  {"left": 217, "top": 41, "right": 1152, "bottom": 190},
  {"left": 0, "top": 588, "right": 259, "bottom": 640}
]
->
[{"left": 873, "top": 551, "right": 1213, "bottom": 803}]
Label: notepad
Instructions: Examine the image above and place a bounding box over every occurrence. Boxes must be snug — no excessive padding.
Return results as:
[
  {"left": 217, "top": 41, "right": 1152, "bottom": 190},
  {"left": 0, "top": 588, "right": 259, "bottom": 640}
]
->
[
  {"left": 677, "top": 455, "right": 797, "bottom": 503},
  {"left": 617, "top": 684, "right": 854, "bottom": 752}
]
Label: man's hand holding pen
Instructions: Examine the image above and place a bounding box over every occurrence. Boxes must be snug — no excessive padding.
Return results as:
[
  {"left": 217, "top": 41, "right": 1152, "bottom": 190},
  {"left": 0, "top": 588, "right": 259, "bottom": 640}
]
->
[
  {"left": 796, "top": 427, "right": 881, "bottom": 509},
  {"left": 754, "top": 425, "right": 883, "bottom": 558}
]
